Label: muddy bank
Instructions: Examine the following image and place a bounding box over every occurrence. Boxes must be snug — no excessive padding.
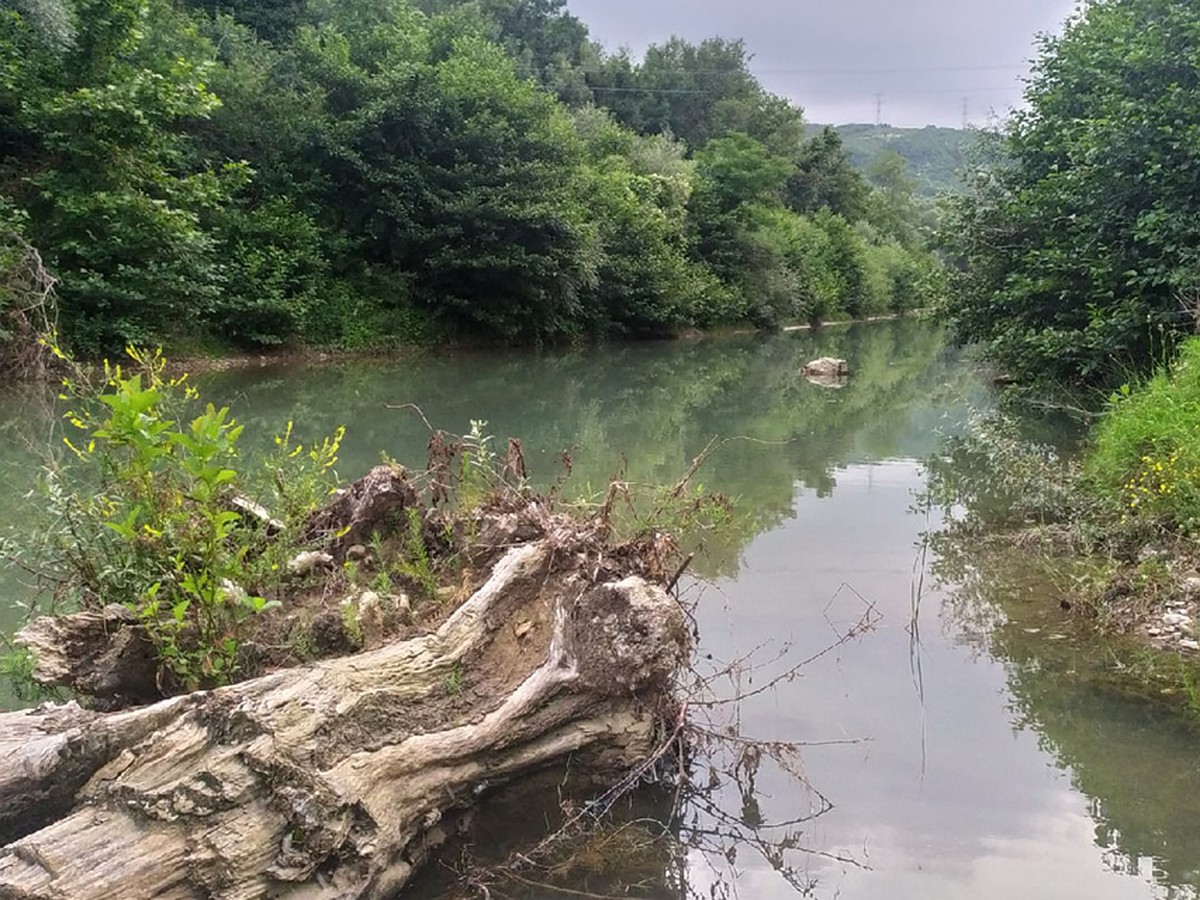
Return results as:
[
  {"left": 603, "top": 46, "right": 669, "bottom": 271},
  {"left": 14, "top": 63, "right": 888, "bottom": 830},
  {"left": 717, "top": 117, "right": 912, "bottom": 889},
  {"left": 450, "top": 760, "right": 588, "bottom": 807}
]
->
[{"left": 933, "top": 526, "right": 1200, "bottom": 719}]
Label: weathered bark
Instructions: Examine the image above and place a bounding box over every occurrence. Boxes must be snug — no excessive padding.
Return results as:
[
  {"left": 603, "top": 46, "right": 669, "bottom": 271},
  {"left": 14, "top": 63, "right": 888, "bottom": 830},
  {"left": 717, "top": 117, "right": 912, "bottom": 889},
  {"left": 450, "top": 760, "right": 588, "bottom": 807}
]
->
[
  {"left": 0, "top": 538, "right": 687, "bottom": 899},
  {"left": 15, "top": 604, "right": 160, "bottom": 710}
]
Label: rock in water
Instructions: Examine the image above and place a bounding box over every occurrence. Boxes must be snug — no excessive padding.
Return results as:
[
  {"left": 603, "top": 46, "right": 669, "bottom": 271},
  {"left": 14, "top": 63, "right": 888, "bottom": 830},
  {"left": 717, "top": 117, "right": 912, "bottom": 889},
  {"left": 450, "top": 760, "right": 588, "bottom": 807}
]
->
[{"left": 802, "top": 357, "right": 850, "bottom": 377}]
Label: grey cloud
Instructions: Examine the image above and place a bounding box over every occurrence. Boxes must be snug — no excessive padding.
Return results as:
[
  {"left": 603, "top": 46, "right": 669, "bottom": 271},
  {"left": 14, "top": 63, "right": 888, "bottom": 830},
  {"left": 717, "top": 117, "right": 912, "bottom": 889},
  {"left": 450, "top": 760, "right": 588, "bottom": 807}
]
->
[{"left": 567, "top": 0, "right": 1079, "bottom": 127}]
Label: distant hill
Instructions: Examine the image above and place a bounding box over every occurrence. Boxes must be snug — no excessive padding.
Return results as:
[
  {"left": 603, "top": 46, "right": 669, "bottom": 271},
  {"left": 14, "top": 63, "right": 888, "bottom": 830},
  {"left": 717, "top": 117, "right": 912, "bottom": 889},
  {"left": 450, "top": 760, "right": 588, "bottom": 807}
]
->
[{"left": 808, "top": 124, "right": 974, "bottom": 197}]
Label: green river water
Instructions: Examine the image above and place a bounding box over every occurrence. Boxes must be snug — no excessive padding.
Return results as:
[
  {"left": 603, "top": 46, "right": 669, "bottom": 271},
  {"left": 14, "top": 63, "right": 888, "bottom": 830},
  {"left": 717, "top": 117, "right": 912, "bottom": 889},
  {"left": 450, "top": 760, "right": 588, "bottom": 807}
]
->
[{"left": 1, "top": 319, "right": 1198, "bottom": 899}]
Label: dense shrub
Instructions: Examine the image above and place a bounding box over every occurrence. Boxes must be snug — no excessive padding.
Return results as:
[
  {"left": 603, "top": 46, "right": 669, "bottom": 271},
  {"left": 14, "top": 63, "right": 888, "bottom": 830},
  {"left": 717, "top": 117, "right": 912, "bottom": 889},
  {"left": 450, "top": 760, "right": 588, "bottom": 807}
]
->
[
  {"left": 0, "top": 0, "right": 943, "bottom": 354},
  {"left": 1087, "top": 339, "right": 1200, "bottom": 531},
  {"left": 940, "top": 0, "right": 1200, "bottom": 385}
]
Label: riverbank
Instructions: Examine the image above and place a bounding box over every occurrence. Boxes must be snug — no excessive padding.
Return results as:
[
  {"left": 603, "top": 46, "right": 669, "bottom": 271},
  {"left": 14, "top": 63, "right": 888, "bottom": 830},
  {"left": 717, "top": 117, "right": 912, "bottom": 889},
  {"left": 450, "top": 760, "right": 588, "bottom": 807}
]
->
[
  {"left": 42, "top": 311, "right": 920, "bottom": 379},
  {"left": 925, "top": 399, "right": 1200, "bottom": 720}
]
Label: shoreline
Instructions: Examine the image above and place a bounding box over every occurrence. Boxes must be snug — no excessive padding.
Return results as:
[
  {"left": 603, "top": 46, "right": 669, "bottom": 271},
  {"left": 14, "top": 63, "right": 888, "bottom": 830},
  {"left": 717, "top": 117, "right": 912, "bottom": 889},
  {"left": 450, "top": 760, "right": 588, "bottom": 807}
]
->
[
  {"left": 162, "top": 311, "right": 924, "bottom": 375},
  {"left": 2, "top": 312, "right": 930, "bottom": 382}
]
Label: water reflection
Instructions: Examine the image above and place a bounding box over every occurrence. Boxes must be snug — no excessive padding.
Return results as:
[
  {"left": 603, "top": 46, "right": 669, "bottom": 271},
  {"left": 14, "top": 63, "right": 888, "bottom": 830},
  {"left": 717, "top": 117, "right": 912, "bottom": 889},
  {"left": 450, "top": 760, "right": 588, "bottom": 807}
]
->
[
  {"left": 935, "top": 541, "right": 1200, "bottom": 899},
  {"left": 928, "top": 415, "right": 1200, "bottom": 900},
  {"left": 0, "top": 322, "right": 1195, "bottom": 899}
]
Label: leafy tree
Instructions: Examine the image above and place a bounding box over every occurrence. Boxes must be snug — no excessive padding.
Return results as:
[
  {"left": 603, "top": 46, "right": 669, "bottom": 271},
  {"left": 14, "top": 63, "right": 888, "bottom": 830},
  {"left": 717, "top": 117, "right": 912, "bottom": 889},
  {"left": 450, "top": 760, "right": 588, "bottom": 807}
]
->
[
  {"left": 1, "top": 0, "right": 242, "bottom": 353},
  {"left": 864, "top": 149, "right": 920, "bottom": 247},
  {"left": 0, "top": 0, "right": 946, "bottom": 354},
  {"left": 825, "top": 124, "right": 967, "bottom": 198},
  {"left": 290, "top": 14, "right": 600, "bottom": 339},
  {"left": 186, "top": 0, "right": 313, "bottom": 44},
  {"left": 940, "top": 0, "right": 1200, "bottom": 384},
  {"left": 785, "top": 126, "right": 869, "bottom": 221},
  {"left": 588, "top": 37, "right": 804, "bottom": 154},
  {"left": 413, "top": 0, "right": 589, "bottom": 93},
  {"left": 688, "top": 134, "right": 793, "bottom": 300}
]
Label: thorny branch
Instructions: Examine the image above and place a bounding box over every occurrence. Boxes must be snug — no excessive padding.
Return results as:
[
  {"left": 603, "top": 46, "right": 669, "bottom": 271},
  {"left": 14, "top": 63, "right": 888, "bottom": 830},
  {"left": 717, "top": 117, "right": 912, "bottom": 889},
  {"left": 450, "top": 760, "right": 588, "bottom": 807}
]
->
[{"left": 450, "top": 578, "right": 879, "bottom": 900}]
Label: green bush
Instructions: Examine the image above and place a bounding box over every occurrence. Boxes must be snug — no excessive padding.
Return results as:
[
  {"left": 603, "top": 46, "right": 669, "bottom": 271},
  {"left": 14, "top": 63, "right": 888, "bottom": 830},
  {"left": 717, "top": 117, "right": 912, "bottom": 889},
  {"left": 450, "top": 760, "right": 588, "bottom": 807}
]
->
[
  {"left": 1086, "top": 338, "right": 1200, "bottom": 531},
  {"left": 29, "top": 346, "right": 344, "bottom": 689},
  {"left": 938, "top": 0, "right": 1200, "bottom": 386},
  {"left": 737, "top": 205, "right": 838, "bottom": 326}
]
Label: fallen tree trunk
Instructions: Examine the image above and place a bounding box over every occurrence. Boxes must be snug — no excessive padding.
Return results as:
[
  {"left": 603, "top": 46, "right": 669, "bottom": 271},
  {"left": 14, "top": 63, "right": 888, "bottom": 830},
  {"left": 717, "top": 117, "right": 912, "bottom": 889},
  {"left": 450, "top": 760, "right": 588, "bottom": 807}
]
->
[{"left": 0, "top": 537, "right": 687, "bottom": 899}]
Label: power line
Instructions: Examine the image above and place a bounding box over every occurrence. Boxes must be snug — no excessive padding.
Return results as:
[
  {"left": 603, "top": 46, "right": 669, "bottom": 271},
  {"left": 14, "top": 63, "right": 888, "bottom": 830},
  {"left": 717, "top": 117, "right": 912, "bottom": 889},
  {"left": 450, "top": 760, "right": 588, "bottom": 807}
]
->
[
  {"left": 588, "top": 86, "right": 711, "bottom": 94},
  {"left": 585, "top": 84, "right": 1021, "bottom": 97},
  {"left": 515, "top": 63, "right": 1028, "bottom": 78},
  {"left": 755, "top": 63, "right": 1026, "bottom": 76}
]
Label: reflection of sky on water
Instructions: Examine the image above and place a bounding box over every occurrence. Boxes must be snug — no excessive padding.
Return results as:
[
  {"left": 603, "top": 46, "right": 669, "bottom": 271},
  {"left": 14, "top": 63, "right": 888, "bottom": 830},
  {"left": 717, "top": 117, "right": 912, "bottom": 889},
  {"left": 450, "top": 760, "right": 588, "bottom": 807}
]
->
[
  {"left": 0, "top": 324, "right": 1195, "bottom": 900},
  {"left": 694, "top": 461, "right": 1180, "bottom": 899}
]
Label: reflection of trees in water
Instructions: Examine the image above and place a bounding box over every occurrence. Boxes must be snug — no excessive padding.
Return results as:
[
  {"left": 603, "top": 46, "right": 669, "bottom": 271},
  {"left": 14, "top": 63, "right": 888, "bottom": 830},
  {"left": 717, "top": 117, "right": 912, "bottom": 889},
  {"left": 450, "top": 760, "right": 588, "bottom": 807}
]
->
[
  {"left": 928, "top": 436, "right": 1200, "bottom": 896},
  {"left": 199, "top": 319, "right": 976, "bottom": 579},
  {"left": 0, "top": 322, "right": 975, "bottom": 883},
  {"left": 404, "top": 588, "right": 882, "bottom": 900},
  {"left": 406, "top": 698, "right": 852, "bottom": 899}
]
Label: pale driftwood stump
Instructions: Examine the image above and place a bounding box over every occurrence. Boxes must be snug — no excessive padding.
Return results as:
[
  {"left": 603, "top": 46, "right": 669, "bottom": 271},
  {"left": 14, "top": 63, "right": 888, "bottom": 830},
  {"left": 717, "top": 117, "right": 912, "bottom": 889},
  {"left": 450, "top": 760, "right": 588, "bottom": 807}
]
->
[{"left": 0, "top": 539, "right": 687, "bottom": 899}]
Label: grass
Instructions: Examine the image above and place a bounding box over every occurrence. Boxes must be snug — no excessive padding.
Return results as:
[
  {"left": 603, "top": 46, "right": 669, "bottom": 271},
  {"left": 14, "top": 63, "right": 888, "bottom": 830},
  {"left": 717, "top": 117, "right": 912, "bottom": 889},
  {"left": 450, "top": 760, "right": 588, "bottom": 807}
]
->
[{"left": 1086, "top": 338, "right": 1200, "bottom": 532}]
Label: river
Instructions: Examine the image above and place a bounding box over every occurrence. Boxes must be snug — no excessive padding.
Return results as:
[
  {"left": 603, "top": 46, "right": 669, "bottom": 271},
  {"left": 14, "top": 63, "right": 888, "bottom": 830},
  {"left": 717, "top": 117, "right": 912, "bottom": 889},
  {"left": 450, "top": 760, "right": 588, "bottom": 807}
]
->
[{"left": 1, "top": 319, "right": 1198, "bottom": 899}]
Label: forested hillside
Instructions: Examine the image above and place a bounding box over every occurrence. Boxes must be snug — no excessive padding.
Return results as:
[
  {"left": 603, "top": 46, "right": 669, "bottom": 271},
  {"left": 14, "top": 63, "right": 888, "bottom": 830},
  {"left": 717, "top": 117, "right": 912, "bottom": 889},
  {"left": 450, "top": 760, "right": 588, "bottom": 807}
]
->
[
  {"left": 0, "top": 0, "right": 941, "bottom": 359},
  {"left": 811, "top": 124, "right": 968, "bottom": 197}
]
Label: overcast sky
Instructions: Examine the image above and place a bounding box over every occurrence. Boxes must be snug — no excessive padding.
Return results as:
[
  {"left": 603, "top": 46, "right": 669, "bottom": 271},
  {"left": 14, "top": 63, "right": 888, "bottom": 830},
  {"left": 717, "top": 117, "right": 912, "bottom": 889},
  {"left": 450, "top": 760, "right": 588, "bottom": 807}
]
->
[{"left": 566, "top": 0, "right": 1081, "bottom": 128}]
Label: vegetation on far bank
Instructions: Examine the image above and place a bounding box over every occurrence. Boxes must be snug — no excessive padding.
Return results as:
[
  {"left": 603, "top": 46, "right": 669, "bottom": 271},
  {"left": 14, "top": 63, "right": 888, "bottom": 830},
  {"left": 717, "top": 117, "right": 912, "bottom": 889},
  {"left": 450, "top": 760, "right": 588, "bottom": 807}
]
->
[
  {"left": 808, "top": 123, "right": 968, "bottom": 198},
  {"left": 0, "top": 0, "right": 941, "bottom": 364}
]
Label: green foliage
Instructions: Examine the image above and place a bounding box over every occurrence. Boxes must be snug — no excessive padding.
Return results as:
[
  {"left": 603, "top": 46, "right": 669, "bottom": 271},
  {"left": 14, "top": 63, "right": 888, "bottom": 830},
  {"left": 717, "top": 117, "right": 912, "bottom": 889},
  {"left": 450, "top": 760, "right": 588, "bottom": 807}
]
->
[
  {"left": 587, "top": 37, "right": 804, "bottom": 155},
  {"left": 816, "top": 123, "right": 968, "bottom": 198},
  {"left": 443, "top": 661, "right": 462, "bottom": 695},
  {"left": 24, "top": 346, "right": 344, "bottom": 689},
  {"left": 396, "top": 506, "right": 439, "bottom": 602},
  {"left": 923, "top": 414, "right": 1088, "bottom": 534},
  {"left": 939, "top": 0, "right": 1200, "bottom": 385},
  {"left": 340, "top": 599, "right": 364, "bottom": 648},
  {"left": 786, "top": 127, "right": 869, "bottom": 220},
  {"left": 1087, "top": 339, "right": 1200, "bottom": 531},
  {"left": 0, "top": 644, "right": 53, "bottom": 703},
  {"left": 261, "top": 417, "right": 344, "bottom": 528},
  {"left": 1, "top": 0, "right": 243, "bottom": 354},
  {"left": 1, "top": 0, "right": 944, "bottom": 354},
  {"left": 206, "top": 197, "right": 330, "bottom": 347},
  {"left": 53, "top": 348, "right": 269, "bottom": 686},
  {"left": 580, "top": 136, "right": 725, "bottom": 333}
]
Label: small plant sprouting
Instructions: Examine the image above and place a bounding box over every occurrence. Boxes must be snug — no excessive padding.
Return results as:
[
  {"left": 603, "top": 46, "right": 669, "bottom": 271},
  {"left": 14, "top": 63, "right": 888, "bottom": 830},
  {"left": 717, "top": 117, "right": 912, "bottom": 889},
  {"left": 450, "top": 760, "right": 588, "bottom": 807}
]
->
[
  {"left": 14, "top": 343, "right": 344, "bottom": 691},
  {"left": 341, "top": 601, "right": 365, "bottom": 648},
  {"left": 398, "top": 507, "right": 440, "bottom": 602},
  {"left": 373, "top": 569, "right": 393, "bottom": 595},
  {"left": 457, "top": 419, "right": 497, "bottom": 509},
  {"left": 0, "top": 644, "right": 53, "bottom": 703},
  {"left": 444, "top": 663, "right": 463, "bottom": 696}
]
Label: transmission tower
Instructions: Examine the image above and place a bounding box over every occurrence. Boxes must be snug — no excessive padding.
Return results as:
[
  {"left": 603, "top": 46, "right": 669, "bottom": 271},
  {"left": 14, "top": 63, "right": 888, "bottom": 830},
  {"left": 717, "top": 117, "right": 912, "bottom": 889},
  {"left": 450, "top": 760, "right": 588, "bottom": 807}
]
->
[{"left": 874, "top": 93, "right": 883, "bottom": 127}]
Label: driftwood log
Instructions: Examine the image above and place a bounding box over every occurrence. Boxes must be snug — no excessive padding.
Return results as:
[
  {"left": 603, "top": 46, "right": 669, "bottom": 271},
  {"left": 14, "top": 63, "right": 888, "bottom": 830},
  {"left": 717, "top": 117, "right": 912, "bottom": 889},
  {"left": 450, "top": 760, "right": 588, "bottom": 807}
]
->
[{"left": 0, "top": 536, "right": 688, "bottom": 898}]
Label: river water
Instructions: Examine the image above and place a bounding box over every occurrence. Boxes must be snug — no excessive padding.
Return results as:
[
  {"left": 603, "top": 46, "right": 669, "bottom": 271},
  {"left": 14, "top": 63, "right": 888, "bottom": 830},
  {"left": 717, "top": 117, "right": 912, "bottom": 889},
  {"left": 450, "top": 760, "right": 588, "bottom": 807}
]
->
[{"left": 1, "top": 320, "right": 1198, "bottom": 899}]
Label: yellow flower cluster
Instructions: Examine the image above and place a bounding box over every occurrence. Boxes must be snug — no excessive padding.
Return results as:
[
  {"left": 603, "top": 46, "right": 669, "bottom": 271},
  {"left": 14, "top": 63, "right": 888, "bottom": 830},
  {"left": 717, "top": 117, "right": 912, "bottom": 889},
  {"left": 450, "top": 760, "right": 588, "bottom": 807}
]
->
[{"left": 1124, "top": 451, "right": 1196, "bottom": 510}]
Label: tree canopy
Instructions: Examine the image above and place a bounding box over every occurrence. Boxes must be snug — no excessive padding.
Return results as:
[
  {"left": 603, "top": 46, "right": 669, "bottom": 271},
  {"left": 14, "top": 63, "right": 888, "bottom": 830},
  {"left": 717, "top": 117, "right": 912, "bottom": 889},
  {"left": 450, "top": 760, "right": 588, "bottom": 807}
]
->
[
  {"left": 940, "top": 0, "right": 1200, "bottom": 385},
  {"left": 1, "top": 0, "right": 942, "bottom": 357}
]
